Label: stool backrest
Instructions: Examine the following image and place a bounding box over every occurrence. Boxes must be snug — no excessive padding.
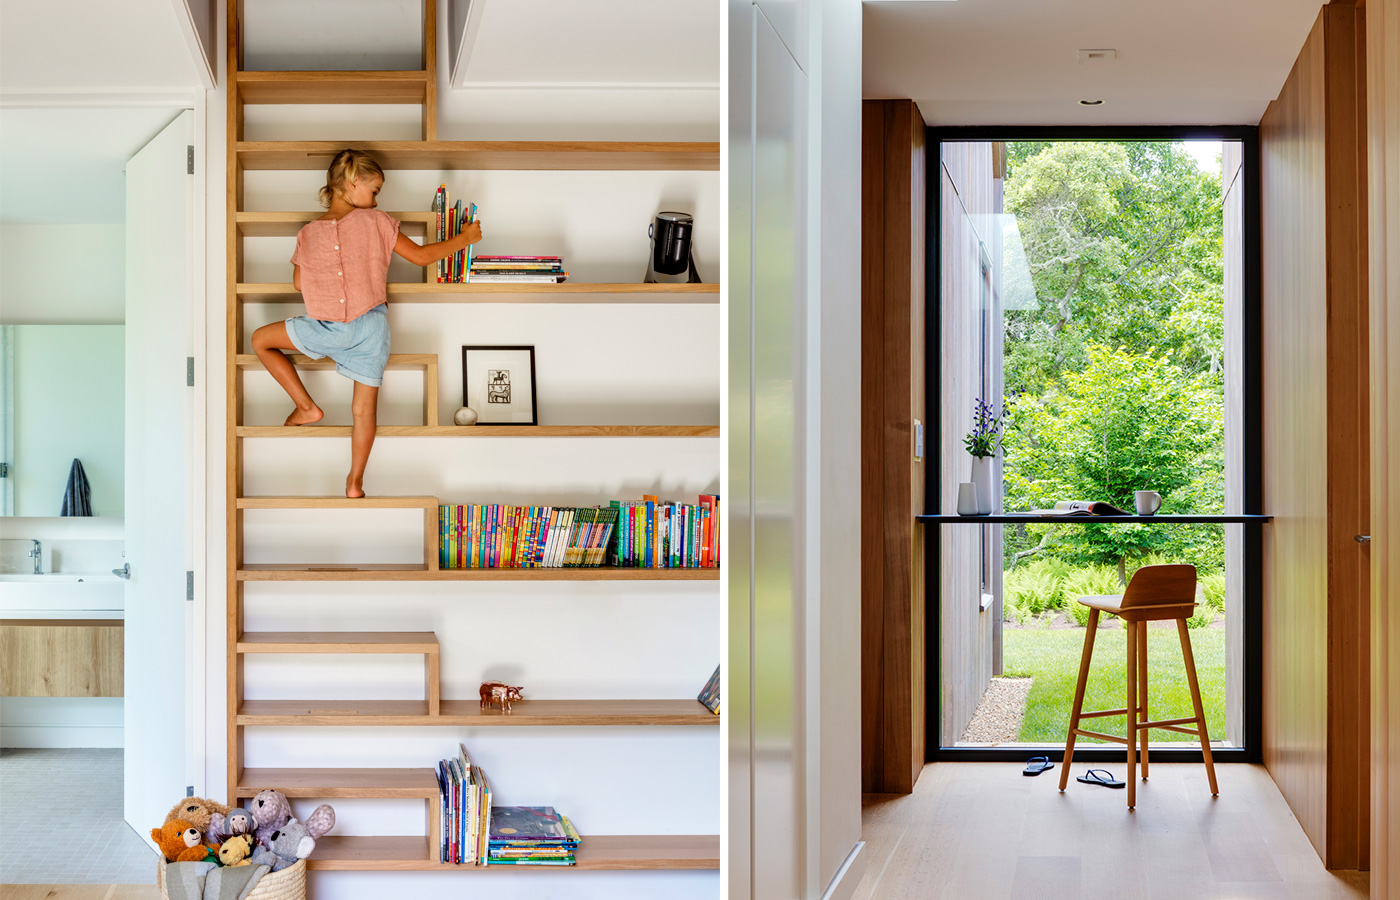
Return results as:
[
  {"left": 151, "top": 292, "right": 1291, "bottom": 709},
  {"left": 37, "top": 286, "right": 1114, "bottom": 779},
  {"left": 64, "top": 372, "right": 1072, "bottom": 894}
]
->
[{"left": 1121, "top": 563, "right": 1197, "bottom": 609}]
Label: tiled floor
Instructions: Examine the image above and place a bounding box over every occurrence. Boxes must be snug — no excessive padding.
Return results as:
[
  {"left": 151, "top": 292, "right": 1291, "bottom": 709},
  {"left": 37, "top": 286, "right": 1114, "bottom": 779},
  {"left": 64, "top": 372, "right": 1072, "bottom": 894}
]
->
[{"left": 0, "top": 749, "right": 157, "bottom": 885}]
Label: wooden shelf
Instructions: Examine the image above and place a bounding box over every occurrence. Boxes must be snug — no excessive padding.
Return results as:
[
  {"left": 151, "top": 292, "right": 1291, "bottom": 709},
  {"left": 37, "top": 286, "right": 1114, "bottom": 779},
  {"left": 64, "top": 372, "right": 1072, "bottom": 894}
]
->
[
  {"left": 236, "top": 632, "right": 439, "bottom": 654},
  {"left": 306, "top": 834, "right": 720, "bottom": 871},
  {"left": 235, "top": 140, "right": 719, "bottom": 171},
  {"left": 237, "top": 698, "right": 719, "bottom": 727},
  {"left": 236, "top": 425, "right": 719, "bottom": 438},
  {"left": 235, "top": 495, "right": 438, "bottom": 510},
  {"left": 235, "top": 282, "right": 718, "bottom": 303},
  {"left": 236, "top": 564, "right": 720, "bottom": 582},
  {"left": 236, "top": 70, "right": 430, "bottom": 105},
  {"left": 236, "top": 767, "right": 438, "bottom": 799},
  {"left": 237, "top": 210, "right": 435, "bottom": 237}
]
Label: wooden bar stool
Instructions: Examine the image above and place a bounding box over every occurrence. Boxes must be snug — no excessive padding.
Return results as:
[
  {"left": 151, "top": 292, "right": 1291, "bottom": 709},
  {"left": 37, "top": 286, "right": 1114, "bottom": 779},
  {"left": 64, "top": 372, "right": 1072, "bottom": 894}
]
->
[{"left": 1056, "top": 563, "right": 1219, "bottom": 808}]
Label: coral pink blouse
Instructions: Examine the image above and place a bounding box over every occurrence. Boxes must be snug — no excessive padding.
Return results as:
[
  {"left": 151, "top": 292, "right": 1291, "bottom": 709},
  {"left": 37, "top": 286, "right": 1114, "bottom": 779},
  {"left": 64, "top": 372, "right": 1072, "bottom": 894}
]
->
[{"left": 290, "top": 208, "right": 400, "bottom": 322}]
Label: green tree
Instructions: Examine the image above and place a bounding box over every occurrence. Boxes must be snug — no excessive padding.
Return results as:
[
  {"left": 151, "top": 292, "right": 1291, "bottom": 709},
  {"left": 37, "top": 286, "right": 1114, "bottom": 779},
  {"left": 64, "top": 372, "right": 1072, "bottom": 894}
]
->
[{"left": 1003, "top": 347, "right": 1222, "bottom": 580}]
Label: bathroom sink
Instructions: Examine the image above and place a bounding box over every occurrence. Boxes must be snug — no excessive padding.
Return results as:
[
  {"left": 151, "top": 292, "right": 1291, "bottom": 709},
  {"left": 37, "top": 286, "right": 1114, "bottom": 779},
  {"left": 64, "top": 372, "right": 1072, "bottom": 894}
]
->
[{"left": 0, "top": 573, "right": 124, "bottom": 616}]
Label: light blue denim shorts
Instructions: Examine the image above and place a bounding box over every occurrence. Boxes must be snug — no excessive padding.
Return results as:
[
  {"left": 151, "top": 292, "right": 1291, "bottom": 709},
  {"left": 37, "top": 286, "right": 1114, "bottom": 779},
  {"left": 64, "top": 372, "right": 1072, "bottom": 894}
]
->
[{"left": 284, "top": 304, "right": 390, "bottom": 387}]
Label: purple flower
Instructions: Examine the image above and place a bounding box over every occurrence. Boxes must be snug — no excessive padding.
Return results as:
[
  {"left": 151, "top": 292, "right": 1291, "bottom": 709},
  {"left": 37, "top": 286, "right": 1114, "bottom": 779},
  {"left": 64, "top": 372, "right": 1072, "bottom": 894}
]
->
[{"left": 963, "top": 397, "right": 1003, "bottom": 459}]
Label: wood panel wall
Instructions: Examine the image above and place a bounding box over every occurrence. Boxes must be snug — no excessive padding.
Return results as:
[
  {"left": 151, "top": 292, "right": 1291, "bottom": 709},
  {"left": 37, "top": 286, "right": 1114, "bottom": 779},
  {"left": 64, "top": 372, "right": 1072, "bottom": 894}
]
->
[
  {"left": 861, "top": 99, "right": 926, "bottom": 794},
  {"left": 937, "top": 142, "right": 1001, "bottom": 746},
  {"left": 1260, "top": 0, "right": 1372, "bottom": 870},
  {"left": 1366, "top": 0, "right": 1400, "bottom": 894}
]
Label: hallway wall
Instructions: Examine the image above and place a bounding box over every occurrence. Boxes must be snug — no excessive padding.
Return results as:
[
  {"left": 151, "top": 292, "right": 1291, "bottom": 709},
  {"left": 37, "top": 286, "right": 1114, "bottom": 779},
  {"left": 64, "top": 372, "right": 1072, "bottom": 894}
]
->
[
  {"left": 1259, "top": 0, "right": 1372, "bottom": 870},
  {"left": 1365, "top": 0, "right": 1399, "bottom": 895}
]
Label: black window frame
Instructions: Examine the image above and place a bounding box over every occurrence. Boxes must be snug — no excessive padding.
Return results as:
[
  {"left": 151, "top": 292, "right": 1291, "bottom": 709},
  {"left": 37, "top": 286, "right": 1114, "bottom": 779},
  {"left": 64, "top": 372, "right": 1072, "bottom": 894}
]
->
[{"left": 925, "top": 125, "right": 1263, "bottom": 763}]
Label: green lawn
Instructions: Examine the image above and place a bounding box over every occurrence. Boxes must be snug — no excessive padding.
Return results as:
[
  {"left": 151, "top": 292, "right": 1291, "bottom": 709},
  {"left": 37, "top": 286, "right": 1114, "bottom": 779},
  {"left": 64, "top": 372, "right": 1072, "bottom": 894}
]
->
[{"left": 1002, "top": 624, "right": 1227, "bottom": 744}]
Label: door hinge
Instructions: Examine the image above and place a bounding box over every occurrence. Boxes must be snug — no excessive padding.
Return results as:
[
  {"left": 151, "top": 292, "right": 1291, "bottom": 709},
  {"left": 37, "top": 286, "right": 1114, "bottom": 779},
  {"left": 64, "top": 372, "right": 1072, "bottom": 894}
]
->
[
  {"left": 187, "top": 145, "right": 194, "bottom": 175},
  {"left": 186, "top": 785, "right": 195, "bottom": 797},
  {"left": 187, "top": 357, "right": 195, "bottom": 386},
  {"left": 0, "top": 462, "right": 7, "bottom": 478},
  {"left": 187, "top": 570, "right": 194, "bottom": 601}
]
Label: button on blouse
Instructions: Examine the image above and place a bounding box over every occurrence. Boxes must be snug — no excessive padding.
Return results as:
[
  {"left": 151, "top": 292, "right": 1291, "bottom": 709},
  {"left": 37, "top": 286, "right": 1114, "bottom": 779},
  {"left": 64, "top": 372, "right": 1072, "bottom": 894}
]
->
[{"left": 290, "top": 208, "right": 399, "bottom": 321}]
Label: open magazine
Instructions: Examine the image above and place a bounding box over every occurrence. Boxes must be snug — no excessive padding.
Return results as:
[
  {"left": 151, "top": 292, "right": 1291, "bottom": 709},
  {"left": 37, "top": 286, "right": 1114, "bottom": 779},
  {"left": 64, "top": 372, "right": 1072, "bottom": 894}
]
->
[{"left": 1025, "top": 500, "right": 1130, "bottom": 517}]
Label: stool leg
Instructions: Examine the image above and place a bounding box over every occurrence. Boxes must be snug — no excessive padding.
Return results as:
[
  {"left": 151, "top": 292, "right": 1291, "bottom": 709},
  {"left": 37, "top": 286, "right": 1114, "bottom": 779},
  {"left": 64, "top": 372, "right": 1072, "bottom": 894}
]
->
[
  {"left": 1138, "top": 620, "right": 1149, "bottom": 780},
  {"left": 1177, "top": 619, "right": 1219, "bottom": 795},
  {"left": 1060, "top": 607, "right": 1100, "bottom": 791},
  {"left": 1126, "top": 619, "right": 1137, "bottom": 809}
]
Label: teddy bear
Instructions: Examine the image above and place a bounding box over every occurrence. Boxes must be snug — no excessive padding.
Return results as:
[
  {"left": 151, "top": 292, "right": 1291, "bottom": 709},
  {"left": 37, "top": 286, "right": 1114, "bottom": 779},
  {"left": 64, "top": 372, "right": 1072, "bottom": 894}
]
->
[
  {"left": 164, "top": 797, "right": 231, "bottom": 836},
  {"left": 249, "top": 789, "right": 335, "bottom": 846},
  {"left": 249, "top": 818, "right": 316, "bottom": 872},
  {"left": 152, "top": 819, "right": 211, "bottom": 863},
  {"left": 217, "top": 833, "right": 256, "bottom": 867}
]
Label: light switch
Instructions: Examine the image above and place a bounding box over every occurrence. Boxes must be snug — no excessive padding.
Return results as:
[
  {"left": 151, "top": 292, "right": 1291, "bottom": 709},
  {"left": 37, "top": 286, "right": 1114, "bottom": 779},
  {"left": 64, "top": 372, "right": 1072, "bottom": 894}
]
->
[{"left": 914, "top": 419, "right": 924, "bottom": 460}]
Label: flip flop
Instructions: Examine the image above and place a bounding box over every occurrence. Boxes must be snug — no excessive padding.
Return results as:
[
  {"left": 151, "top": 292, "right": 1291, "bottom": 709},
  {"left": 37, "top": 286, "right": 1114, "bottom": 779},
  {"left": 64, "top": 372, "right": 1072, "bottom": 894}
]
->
[
  {"left": 1077, "top": 769, "right": 1125, "bottom": 789},
  {"left": 1022, "top": 756, "right": 1054, "bottom": 776}
]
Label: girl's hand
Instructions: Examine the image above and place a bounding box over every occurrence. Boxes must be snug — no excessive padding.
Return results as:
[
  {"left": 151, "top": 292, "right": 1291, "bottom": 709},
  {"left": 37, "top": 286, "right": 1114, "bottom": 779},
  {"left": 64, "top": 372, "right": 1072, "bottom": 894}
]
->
[{"left": 461, "top": 220, "right": 482, "bottom": 245}]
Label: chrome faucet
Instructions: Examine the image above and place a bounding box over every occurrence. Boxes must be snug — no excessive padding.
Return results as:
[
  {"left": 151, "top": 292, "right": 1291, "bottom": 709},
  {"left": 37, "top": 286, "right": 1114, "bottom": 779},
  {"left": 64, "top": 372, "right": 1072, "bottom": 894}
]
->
[{"left": 28, "top": 539, "right": 42, "bottom": 574}]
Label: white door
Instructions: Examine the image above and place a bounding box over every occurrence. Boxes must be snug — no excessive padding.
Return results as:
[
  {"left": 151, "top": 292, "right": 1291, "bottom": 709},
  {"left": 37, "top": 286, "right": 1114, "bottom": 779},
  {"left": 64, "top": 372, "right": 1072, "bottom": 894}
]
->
[{"left": 124, "top": 109, "right": 193, "bottom": 830}]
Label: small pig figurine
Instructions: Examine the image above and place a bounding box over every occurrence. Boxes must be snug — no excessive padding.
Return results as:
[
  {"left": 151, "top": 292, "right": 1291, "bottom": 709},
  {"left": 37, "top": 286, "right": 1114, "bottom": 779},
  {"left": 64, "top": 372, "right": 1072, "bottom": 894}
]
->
[{"left": 479, "top": 681, "right": 524, "bottom": 713}]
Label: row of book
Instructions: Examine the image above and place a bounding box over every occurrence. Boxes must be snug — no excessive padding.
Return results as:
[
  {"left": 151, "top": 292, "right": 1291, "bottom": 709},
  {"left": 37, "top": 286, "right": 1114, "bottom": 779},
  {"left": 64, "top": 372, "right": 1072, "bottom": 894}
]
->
[
  {"left": 439, "top": 505, "right": 619, "bottom": 569},
  {"left": 431, "top": 185, "right": 476, "bottom": 283},
  {"left": 607, "top": 495, "right": 720, "bottom": 569},
  {"left": 436, "top": 744, "right": 581, "bottom": 865},
  {"left": 471, "top": 255, "right": 569, "bottom": 284},
  {"left": 436, "top": 743, "right": 489, "bottom": 864},
  {"left": 438, "top": 495, "right": 722, "bottom": 569}
]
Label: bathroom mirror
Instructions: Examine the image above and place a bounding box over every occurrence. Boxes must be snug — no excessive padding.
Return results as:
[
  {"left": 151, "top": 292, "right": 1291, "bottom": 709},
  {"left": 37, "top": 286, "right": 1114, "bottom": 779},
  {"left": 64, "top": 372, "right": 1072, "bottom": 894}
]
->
[{"left": 0, "top": 324, "right": 124, "bottom": 516}]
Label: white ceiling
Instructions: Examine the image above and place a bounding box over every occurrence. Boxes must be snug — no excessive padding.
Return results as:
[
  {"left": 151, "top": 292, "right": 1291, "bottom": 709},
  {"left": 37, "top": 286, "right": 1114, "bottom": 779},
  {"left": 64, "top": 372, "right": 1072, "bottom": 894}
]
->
[
  {"left": 0, "top": 0, "right": 202, "bottom": 92},
  {"left": 0, "top": 107, "right": 185, "bottom": 224},
  {"left": 863, "top": 0, "right": 1325, "bottom": 126}
]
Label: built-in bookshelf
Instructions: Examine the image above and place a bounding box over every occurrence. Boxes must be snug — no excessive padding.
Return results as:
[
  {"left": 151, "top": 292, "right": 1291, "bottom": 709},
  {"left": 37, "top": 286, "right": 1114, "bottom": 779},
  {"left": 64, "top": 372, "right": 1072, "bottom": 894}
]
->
[{"left": 225, "top": 0, "right": 719, "bottom": 877}]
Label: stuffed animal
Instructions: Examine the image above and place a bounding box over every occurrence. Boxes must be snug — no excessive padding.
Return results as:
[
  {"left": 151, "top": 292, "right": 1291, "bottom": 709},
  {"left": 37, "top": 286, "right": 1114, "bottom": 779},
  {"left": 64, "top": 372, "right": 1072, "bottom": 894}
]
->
[
  {"left": 250, "top": 818, "right": 315, "bottom": 872},
  {"left": 217, "top": 834, "right": 256, "bottom": 867},
  {"left": 152, "top": 819, "right": 211, "bottom": 863},
  {"left": 249, "top": 790, "right": 335, "bottom": 846},
  {"left": 208, "top": 806, "right": 252, "bottom": 844},
  {"left": 164, "top": 797, "right": 231, "bottom": 834}
]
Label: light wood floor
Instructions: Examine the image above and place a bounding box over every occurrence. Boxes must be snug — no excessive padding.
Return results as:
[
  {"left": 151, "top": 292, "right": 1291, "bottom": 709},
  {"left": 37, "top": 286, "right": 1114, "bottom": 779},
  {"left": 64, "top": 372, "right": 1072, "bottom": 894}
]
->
[
  {"left": 853, "top": 763, "right": 1369, "bottom": 900},
  {"left": 0, "top": 887, "right": 159, "bottom": 900}
]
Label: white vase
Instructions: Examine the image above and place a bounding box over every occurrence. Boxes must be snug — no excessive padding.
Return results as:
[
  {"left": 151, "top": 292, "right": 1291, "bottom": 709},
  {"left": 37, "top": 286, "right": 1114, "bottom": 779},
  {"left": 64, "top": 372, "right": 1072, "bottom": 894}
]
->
[{"left": 970, "top": 456, "right": 996, "bottom": 515}]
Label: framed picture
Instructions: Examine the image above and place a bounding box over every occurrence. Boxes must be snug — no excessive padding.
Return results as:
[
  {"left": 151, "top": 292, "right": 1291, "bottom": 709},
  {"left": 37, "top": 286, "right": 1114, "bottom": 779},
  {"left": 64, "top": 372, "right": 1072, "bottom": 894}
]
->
[{"left": 462, "top": 345, "right": 538, "bottom": 425}]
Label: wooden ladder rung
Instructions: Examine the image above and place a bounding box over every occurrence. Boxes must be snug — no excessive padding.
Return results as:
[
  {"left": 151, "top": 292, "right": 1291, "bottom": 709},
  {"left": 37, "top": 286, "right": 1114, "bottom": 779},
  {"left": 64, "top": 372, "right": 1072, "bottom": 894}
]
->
[
  {"left": 236, "top": 495, "right": 438, "bottom": 510},
  {"left": 235, "top": 767, "right": 440, "bottom": 799},
  {"left": 235, "top": 70, "right": 430, "bottom": 105},
  {"left": 236, "top": 631, "right": 440, "bottom": 654},
  {"left": 236, "top": 353, "right": 436, "bottom": 371}
]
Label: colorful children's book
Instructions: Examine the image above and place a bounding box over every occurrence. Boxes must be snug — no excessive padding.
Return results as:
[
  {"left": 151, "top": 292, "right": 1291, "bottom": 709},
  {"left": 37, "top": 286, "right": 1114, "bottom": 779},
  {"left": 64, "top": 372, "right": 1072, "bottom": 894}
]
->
[{"left": 698, "top": 664, "right": 721, "bottom": 714}]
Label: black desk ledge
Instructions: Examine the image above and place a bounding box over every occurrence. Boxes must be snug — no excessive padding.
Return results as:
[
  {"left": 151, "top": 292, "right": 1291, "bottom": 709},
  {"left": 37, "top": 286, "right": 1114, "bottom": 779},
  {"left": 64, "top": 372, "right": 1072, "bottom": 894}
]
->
[{"left": 918, "top": 513, "right": 1273, "bottom": 524}]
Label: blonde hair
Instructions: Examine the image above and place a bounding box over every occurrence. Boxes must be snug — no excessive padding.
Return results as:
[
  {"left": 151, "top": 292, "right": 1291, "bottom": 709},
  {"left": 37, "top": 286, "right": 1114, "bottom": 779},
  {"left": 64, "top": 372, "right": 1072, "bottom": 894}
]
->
[{"left": 319, "top": 149, "right": 385, "bottom": 208}]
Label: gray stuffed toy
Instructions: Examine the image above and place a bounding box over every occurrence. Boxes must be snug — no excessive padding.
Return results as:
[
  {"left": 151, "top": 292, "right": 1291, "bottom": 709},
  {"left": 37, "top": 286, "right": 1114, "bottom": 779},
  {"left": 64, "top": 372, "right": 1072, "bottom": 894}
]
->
[{"left": 250, "top": 818, "right": 316, "bottom": 872}]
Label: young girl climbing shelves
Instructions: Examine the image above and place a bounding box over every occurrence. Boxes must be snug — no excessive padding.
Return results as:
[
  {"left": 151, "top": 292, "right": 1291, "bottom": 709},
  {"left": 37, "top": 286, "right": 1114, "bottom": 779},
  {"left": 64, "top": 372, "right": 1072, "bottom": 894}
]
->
[{"left": 251, "top": 149, "right": 482, "bottom": 498}]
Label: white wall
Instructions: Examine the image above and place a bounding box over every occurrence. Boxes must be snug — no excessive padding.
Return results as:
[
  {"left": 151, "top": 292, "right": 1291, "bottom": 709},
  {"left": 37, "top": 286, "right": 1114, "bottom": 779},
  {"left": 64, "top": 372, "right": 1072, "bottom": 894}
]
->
[
  {"left": 729, "top": 0, "right": 865, "bottom": 898},
  {"left": 9, "top": 325, "right": 124, "bottom": 517},
  {"left": 0, "top": 224, "right": 124, "bottom": 323},
  {"left": 203, "top": 4, "right": 720, "bottom": 898}
]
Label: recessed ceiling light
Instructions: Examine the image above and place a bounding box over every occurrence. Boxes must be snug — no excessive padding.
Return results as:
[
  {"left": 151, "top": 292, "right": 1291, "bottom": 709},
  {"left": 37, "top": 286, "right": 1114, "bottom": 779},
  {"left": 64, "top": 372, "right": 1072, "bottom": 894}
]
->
[{"left": 1079, "top": 99, "right": 1105, "bottom": 106}]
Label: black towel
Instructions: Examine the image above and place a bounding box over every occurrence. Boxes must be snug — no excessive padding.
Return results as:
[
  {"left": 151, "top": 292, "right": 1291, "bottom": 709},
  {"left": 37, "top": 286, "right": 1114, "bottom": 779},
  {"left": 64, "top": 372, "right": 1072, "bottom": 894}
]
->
[{"left": 60, "top": 458, "right": 92, "bottom": 516}]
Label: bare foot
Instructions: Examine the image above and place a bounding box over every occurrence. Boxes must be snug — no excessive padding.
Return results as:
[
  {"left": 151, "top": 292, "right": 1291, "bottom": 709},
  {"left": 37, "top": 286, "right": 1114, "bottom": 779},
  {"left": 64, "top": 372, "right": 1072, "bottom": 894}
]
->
[
  {"left": 346, "top": 476, "right": 365, "bottom": 499},
  {"left": 285, "top": 405, "right": 323, "bottom": 426}
]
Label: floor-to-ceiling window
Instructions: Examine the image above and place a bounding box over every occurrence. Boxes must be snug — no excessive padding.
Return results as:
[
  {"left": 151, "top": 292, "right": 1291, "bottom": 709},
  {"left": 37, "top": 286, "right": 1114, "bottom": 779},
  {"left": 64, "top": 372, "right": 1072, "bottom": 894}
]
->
[{"left": 930, "top": 129, "right": 1261, "bottom": 761}]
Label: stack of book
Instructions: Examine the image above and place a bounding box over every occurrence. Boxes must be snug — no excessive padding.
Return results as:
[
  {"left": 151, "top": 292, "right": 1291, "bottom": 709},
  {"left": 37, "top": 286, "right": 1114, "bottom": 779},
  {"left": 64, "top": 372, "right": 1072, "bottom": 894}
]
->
[
  {"left": 488, "top": 807, "right": 581, "bottom": 866},
  {"left": 435, "top": 743, "right": 490, "bottom": 865},
  {"left": 431, "top": 185, "right": 476, "bottom": 283},
  {"left": 608, "top": 494, "right": 720, "bottom": 568},
  {"left": 439, "top": 504, "right": 619, "bottom": 569},
  {"left": 469, "top": 255, "right": 568, "bottom": 284}
]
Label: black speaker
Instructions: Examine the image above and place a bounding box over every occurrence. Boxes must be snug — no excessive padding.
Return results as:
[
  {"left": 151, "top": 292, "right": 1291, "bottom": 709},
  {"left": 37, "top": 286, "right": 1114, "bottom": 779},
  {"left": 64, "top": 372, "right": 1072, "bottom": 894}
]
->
[{"left": 645, "top": 211, "right": 701, "bottom": 283}]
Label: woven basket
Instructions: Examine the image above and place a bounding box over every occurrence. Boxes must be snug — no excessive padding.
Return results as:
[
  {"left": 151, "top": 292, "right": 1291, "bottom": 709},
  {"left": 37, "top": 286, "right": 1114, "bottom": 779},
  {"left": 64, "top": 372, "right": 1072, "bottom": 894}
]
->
[{"left": 158, "top": 856, "right": 307, "bottom": 900}]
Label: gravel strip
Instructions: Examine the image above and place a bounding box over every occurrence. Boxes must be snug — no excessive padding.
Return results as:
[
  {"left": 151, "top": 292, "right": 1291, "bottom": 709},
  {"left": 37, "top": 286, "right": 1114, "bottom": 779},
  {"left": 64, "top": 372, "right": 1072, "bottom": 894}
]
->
[{"left": 959, "top": 677, "right": 1033, "bottom": 744}]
